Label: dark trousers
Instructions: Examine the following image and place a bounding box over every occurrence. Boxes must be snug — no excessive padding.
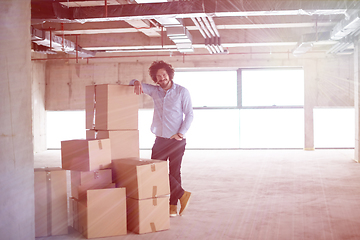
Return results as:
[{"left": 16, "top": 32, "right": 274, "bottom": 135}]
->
[{"left": 151, "top": 137, "right": 186, "bottom": 205}]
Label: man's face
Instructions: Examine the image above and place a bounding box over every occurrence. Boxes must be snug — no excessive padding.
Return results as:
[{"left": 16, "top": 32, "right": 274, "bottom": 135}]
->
[{"left": 156, "top": 68, "right": 172, "bottom": 90}]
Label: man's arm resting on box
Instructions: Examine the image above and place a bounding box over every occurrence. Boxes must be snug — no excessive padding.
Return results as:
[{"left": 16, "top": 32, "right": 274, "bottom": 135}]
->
[{"left": 129, "top": 79, "right": 155, "bottom": 96}]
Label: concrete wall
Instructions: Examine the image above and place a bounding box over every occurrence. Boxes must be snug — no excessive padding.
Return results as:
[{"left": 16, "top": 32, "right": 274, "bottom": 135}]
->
[
  {"left": 349, "top": 37, "right": 360, "bottom": 161},
  {"left": 32, "top": 60, "right": 46, "bottom": 152},
  {"left": 0, "top": 0, "right": 35, "bottom": 239},
  {"left": 42, "top": 54, "right": 354, "bottom": 111}
]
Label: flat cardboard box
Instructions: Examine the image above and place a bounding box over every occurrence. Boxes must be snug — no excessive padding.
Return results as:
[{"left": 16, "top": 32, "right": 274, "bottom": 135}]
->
[
  {"left": 77, "top": 188, "right": 127, "bottom": 239},
  {"left": 61, "top": 139, "right": 111, "bottom": 171},
  {"left": 86, "top": 129, "right": 140, "bottom": 159},
  {"left": 85, "top": 84, "right": 139, "bottom": 130},
  {"left": 112, "top": 158, "right": 170, "bottom": 199},
  {"left": 71, "top": 169, "right": 113, "bottom": 199},
  {"left": 34, "top": 168, "right": 68, "bottom": 237},
  {"left": 127, "top": 196, "right": 170, "bottom": 234}
]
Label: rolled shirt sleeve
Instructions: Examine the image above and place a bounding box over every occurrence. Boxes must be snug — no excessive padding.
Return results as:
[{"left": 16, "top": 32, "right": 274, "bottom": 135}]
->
[{"left": 178, "top": 87, "right": 193, "bottom": 136}]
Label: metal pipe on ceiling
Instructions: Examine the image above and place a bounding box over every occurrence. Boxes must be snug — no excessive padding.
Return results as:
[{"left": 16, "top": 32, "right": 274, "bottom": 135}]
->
[
  {"left": 191, "top": 17, "right": 206, "bottom": 39},
  {"left": 31, "top": 50, "right": 325, "bottom": 61},
  {"left": 191, "top": 17, "right": 212, "bottom": 54},
  {"left": 201, "top": 16, "right": 215, "bottom": 37},
  {"left": 195, "top": 17, "right": 216, "bottom": 54},
  {"left": 193, "top": 16, "right": 225, "bottom": 54},
  {"left": 195, "top": 17, "right": 211, "bottom": 38}
]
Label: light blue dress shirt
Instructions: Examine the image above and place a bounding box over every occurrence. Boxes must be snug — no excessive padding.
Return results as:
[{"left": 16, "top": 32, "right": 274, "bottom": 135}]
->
[{"left": 130, "top": 79, "right": 193, "bottom": 139}]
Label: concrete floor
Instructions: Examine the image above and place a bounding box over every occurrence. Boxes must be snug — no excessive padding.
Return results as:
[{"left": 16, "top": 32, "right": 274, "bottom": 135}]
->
[{"left": 34, "top": 149, "right": 360, "bottom": 240}]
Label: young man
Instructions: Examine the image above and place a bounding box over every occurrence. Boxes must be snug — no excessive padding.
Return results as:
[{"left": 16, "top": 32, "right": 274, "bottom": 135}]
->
[{"left": 129, "top": 60, "right": 193, "bottom": 217}]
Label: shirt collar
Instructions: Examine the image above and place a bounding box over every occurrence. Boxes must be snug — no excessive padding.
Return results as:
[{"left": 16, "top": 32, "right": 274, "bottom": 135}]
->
[{"left": 159, "top": 81, "right": 176, "bottom": 93}]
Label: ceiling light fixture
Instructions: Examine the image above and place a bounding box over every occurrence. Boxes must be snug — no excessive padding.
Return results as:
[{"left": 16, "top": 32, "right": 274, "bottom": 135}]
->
[{"left": 292, "top": 42, "right": 314, "bottom": 56}]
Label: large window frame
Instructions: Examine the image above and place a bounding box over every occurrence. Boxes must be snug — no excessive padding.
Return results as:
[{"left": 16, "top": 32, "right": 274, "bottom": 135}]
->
[
  {"left": 175, "top": 67, "right": 305, "bottom": 111},
  {"left": 174, "top": 69, "right": 238, "bottom": 109},
  {"left": 239, "top": 67, "right": 305, "bottom": 110},
  {"left": 172, "top": 67, "right": 306, "bottom": 149}
]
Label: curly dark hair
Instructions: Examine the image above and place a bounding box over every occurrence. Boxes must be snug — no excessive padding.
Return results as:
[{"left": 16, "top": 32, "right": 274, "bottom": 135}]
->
[{"left": 148, "top": 60, "right": 175, "bottom": 83}]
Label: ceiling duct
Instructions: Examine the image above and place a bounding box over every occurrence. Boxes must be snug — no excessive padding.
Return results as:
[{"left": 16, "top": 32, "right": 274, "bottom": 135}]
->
[
  {"left": 32, "top": 43, "right": 57, "bottom": 54},
  {"left": 156, "top": 18, "right": 194, "bottom": 53},
  {"left": 166, "top": 25, "right": 194, "bottom": 52},
  {"left": 330, "top": 10, "right": 360, "bottom": 40},
  {"left": 292, "top": 31, "right": 330, "bottom": 56},
  {"left": 31, "top": 26, "right": 96, "bottom": 57},
  {"left": 327, "top": 35, "right": 354, "bottom": 54},
  {"left": 292, "top": 42, "right": 314, "bottom": 56}
]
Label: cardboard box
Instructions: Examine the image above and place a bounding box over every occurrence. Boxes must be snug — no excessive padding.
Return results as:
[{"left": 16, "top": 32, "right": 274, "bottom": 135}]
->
[
  {"left": 112, "top": 158, "right": 170, "bottom": 199},
  {"left": 61, "top": 139, "right": 111, "bottom": 171},
  {"left": 69, "top": 183, "right": 116, "bottom": 231},
  {"left": 127, "top": 196, "right": 170, "bottom": 234},
  {"left": 69, "top": 197, "right": 79, "bottom": 232},
  {"left": 77, "top": 183, "right": 116, "bottom": 201},
  {"left": 71, "top": 169, "right": 113, "bottom": 200},
  {"left": 85, "top": 84, "right": 139, "bottom": 130},
  {"left": 86, "top": 129, "right": 140, "bottom": 159},
  {"left": 77, "top": 188, "right": 127, "bottom": 239},
  {"left": 34, "top": 168, "right": 68, "bottom": 237}
]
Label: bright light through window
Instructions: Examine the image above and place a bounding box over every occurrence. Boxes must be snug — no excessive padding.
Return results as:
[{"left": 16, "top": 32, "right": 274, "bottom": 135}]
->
[
  {"left": 240, "top": 109, "right": 304, "bottom": 148},
  {"left": 47, "top": 111, "right": 86, "bottom": 149},
  {"left": 314, "top": 108, "right": 355, "bottom": 148},
  {"left": 174, "top": 71, "right": 237, "bottom": 107},
  {"left": 242, "top": 68, "right": 304, "bottom": 107}
]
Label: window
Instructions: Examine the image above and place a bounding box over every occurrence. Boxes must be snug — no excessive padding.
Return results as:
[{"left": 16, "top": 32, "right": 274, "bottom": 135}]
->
[
  {"left": 46, "top": 111, "right": 86, "bottom": 149},
  {"left": 239, "top": 109, "right": 304, "bottom": 148},
  {"left": 174, "top": 70, "right": 237, "bottom": 108},
  {"left": 314, "top": 108, "right": 355, "bottom": 148},
  {"left": 241, "top": 68, "right": 304, "bottom": 107}
]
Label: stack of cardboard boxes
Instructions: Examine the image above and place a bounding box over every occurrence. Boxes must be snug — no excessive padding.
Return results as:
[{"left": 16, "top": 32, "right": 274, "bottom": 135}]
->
[
  {"left": 84, "top": 84, "right": 140, "bottom": 160},
  {"left": 38, "top": 84, "right": 170, "bottom": 238},
  {"left": 112, "top": 158, "right": 170, "bottom": 234},
  {"left": 61, "top": 136, "right": 127, "bottom": 238}
]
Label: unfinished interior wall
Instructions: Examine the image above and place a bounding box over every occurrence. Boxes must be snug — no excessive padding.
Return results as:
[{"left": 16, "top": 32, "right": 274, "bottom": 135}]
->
[
  {"left": 43, "top": 55, "right": 354, "bottom": 110},
  {"left": 0, "top": 0, "right": 35, "bottom": 239},
  {"left": 32, "top": 60, "right": 46, "bottom": 152},
  {"left": 354, "top": 39, "right": 360, "bottom": 162},
  {"left": 303, "top": 60, "right": 317, "bottom": 150},
  {"left": 36, "top": 53, "right": 353, "bottom": 151},
  {"left": 315, "top": 57, "right": 354, "bottom": 106}
]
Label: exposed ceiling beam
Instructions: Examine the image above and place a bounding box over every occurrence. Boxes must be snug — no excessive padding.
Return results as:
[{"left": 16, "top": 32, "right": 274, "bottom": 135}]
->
[
  {"left": 51, "top": 22, "right": 335, "bottom": 35},
  {"left": 125, "top": 19, "right": 161, "bottom": 37},
  {"left": 31, "top": 0, "right": 353, "bottom": 23},
  {"left": 58, "top": 0, "right": 128, "bottom": 7}
]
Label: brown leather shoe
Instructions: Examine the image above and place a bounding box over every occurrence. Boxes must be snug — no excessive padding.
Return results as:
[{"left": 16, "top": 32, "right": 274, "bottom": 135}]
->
[
  {"left": 179, "top": 191, "right": 191, "bottom": 216},
  {"left": 170, "top": 204, "right": 177, "bottom": 217}
]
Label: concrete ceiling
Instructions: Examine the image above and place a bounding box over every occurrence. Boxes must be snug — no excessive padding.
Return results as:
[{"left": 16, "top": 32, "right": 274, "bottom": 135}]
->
[{"left": 30, "top": 0, "right": 360, "bottom": 58}]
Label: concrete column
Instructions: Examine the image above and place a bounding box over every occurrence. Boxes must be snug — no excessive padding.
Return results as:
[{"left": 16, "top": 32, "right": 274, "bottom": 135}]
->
[
  {"left": 304, "top": 61, "right": 316, "bottom": 150},
  {"left": 0, "top": 1, "right": 35, "bottom": 239},
  {"left": 354, "top": 39, "right": 360, "bottom": 162}
]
